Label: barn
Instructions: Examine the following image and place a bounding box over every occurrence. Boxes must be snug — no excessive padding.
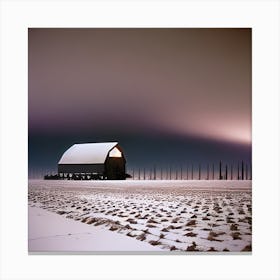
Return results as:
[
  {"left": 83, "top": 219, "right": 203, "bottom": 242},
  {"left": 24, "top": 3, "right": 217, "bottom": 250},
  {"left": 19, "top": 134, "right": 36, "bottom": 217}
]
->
[{"left": 57, "top": 142, "right": 126, "bottom": 180}]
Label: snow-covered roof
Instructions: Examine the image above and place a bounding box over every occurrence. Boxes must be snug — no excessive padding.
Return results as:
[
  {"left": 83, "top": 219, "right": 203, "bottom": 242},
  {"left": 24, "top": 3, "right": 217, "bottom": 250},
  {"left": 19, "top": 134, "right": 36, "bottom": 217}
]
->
[{"left": 58, "top": 142, "right": 119, "bottom": 164}]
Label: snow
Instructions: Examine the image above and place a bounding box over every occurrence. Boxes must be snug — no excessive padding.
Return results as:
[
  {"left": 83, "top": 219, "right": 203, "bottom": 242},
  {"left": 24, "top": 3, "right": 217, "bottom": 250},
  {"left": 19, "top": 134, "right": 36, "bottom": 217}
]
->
[
  {"left": 29, "top": 179, "right": 252, "bottom": 252},
  {"left": 29, "top": 206, "right": 160, "bottom": 252},
  {"left": 58, "top": 142, "right": 118, "bottom": 164}
]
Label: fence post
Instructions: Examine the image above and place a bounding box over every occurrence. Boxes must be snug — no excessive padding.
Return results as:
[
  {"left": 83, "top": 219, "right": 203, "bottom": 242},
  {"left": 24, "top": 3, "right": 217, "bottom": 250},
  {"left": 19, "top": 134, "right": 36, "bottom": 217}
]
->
[
  {"left": 250, "top": 164, "right": 252, "bottom": 180},
  {"left": 237, "top": 162, "right": 240, "bottom": 180},
  {"left": 225, "top": 164, "right": 228, "bottom": 180},
  {"left": 191, "top": 164, "right": 193, "bottom": 180}
]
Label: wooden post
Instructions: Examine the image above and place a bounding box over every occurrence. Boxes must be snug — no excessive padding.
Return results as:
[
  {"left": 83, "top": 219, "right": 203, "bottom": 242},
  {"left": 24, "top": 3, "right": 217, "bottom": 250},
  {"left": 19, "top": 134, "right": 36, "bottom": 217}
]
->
[
  {"left": 225, "top": 164, "right": 228, "bottom": 180},
  {"left": 242, "top": 160, "right": 244, "bottom": 180},
  {"left": 191, "top": 164, "right": 194, "bottom": 180},
  {"left": 160, "top": 167, "right": 163, "bottom": 180},
  {"left": 250, "top": 164, "right": 252, "bottom": 180},
  {"left": 212, "top": 163, "right": 214, "bottom": 180},
  {"left": 180, "top": 165, "right": 183, "bottom": 180},
  {"left": 230, "top": 164, "right": 233, "bottom": 180},
  {"left": 169, "top": 166, "right": 171, "bottom": 180},
  {"left": 246, "top": 164, "right": 248, "bottom": 180},
  {"left": 198, "top": 164, "right": 201, "bottom": 180},
  {"left": 219, "top": 161, "right": 222, "bottom": 180},
  {"left": 187, "top": 165, "right": 189, "bottom": 180},
  {"left": 207, "top": 164, "right": 209, "bottom": 180},
  {"left": 237, "top": 162, "right": 240, "bottom": 180}
]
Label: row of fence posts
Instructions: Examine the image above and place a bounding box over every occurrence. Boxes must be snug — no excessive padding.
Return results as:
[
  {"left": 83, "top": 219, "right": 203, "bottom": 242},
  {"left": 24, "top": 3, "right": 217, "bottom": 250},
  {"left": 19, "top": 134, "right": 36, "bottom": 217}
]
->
[
  {"left": 128, "top": 161, "right": 252, "bottom": 180},
  {"left": 29, "top": 161, "right": 252, "bottom": 180},
  {"left": 29, "top": 169, "right": 57, "bottom": 179}
]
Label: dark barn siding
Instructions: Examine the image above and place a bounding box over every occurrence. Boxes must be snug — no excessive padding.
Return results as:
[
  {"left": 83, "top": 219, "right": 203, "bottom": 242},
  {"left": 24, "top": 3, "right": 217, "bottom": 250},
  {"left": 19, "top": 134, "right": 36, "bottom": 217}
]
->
[
  {"left": 105, "top": 157, "right": 126, "bottom": 180},
  {"left": 58, "top": 163, "right": 104, "bottom": 174}
]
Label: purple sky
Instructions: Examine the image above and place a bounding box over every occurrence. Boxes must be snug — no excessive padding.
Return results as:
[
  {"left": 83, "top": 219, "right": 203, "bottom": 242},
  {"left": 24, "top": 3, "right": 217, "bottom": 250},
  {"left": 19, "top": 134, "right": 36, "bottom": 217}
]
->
[
  {"left": 28, "top": 28, "right": 251, "bottom": 173},
  {"left": 29, "top": 28, "right": 251, "bottom": 144}
]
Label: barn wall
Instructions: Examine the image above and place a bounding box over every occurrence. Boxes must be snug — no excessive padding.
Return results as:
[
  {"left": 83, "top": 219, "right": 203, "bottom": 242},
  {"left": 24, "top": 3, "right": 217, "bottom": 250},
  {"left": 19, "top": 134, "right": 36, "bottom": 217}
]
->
[
  {"left": 58, "top": 164, "right": 104, "bottom": 174},
  {"left": 105, "top": 157, "right": 126, "bottom": 179}
]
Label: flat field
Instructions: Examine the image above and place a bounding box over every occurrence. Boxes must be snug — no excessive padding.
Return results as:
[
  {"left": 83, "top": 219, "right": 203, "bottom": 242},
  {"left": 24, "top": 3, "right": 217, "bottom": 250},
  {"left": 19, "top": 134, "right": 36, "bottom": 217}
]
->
[{"left": 28, "top": 179, "right": 252, "bottom": 252}]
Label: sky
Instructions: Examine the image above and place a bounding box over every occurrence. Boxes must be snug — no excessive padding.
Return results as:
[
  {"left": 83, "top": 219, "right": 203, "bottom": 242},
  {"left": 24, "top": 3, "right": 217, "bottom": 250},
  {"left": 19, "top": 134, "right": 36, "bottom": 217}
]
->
[{"left": 28, "top": 28, "right": 251, "bottom": 177}]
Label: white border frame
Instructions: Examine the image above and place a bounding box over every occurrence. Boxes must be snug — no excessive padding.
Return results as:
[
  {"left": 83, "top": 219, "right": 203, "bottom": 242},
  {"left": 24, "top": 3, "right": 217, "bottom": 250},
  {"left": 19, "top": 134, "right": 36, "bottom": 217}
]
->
[{"left": 1, "top": 1, "right": 279, "bottom": 280}]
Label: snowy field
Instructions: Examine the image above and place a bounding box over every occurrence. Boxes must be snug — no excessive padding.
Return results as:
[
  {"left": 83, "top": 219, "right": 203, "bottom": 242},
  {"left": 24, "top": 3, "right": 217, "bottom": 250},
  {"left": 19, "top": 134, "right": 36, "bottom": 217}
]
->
[{"left": 28, "top": 179, "right": 252, "bottom": 253}]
